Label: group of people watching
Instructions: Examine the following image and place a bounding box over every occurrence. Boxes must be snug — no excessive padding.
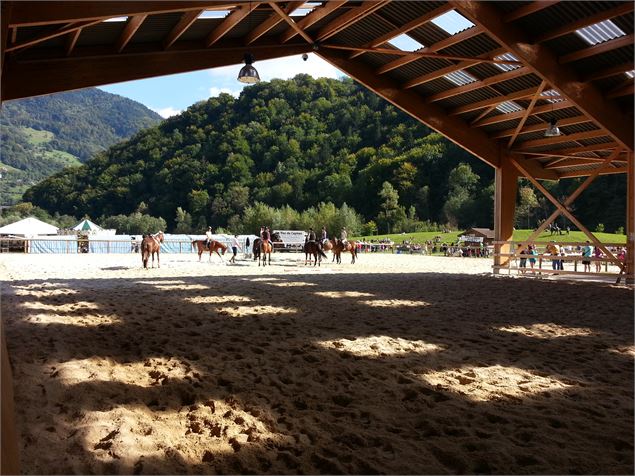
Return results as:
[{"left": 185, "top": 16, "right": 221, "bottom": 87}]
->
[{"left": 518, "top": 241, "right": 628, "bottom": 274}]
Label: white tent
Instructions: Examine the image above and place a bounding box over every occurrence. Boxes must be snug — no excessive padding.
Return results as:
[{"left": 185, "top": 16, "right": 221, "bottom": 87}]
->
[
  {"left": 73, "top": 219, "right": 103, "bottom": 232},
  {"left": 0, "top": 217, "right": 59, "bottom": 237}
]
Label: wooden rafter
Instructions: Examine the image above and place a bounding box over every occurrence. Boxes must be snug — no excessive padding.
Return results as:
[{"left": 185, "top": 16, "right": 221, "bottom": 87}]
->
[
  {"left": 583, "top": 62, "right": 634, "bottom": 82},
  {"left": 452, "top": 0, "right": 634, "bottom": 152},
  {"left": 246, "top": 1, "right": 303, "bottom": 45},
  {"left": 65, "top": 27, "right": 82, "bottom": 56},
  {"left": 8, "top": 2, "right": 236, "bottom": 27},
  {"left": 315, "top": 0, "right": 388, "bottom": 42},
  {"left": 524, "top": 143, "right": 620, "bottom": 157},
  {"left": 5, "top": 19, "right": 103, "bottom": 53},
  {"left": 534, "top": 2, "right": 635, "bottom": 43},
  {"left": 163, "top": 10, "right": 204, "bottom": 49},
  {"left": 490, "top": 115, "right": 590, "bottom": 139},
  {"left": 268, "top": 2, "right": 312, "bottom": 44},
  {"left": 450, "top": 86, "right": 539, "bottom": 115},
  {"left": 472, "top": 100, "right": 573, "bottom": 127},
  {"left": 116, "top": 14, "right": 147, "bottom": 53},
  {"left": 545, "top": 157, "right": 626, "bottom": 169},
  {"left": 512, "top": 129, "right": 608, "bottom": 151},
  {"left": 402, "top": 47, "right": 507, "bottom": 90},
  {"left": 279, "top": 1, "right": 346, "bottom": 43},
  {"left": 503, "top": 1, "right": 559, "bottom": 22},
  {"left": 607, "top": 83, "right": 634, "bottom": 99},
  {"left": 205, "top": 3, "right": 257, "bottom": 47},
  {"left": 508, "top": 80, "right": 547, "bottom": 148},
  {"left": 559, "top": 34, "right": 634, "bottom": 64},
  {"left": 558, "top": 167, "right": 627, "bottom": 178},
  {"left": 427, "top": 66, "right": 529, "bottom": 103},
  {"left": 377, "top": 26, "right": 483, "bottom": 75},
  {"left": 349, "top": 3, "right": 452, "bottom": 59},
  {"left": 469, "top": 104, "right": 498, "bottom": 125}
]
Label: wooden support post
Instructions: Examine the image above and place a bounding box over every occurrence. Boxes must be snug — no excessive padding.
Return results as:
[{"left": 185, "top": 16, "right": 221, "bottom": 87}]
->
[
  {"left": 494, "top": 153, "right": 518, "bottom": 273},
  {"left": 627, "top": 151, "right": 634, "bottom": 284}
]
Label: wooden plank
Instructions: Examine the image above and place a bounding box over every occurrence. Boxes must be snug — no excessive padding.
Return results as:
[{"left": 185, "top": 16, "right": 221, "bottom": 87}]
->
[
  {"left": 534, "top": 3, "right": 635, "bottom": 43},
  {"left": 163, "top": 10, "right": 203, "bottom": 49},
  {"left": 583, "top": 62, "right": 634, "bottom": 82},
  {"left": 205, "top": 3, "right": 257, "bottom": 47},
  {"left": 268, "top": 2, "right": 312, "bottom": 44},
  {"left": 503, "top": 1, "right": 559, "bottom": 22},
  {"left": 512, "top": 130, "right": 608, "bottom": 151},
  {"left": 245, "top": 1, "right": 303, "bottom": 45},
  {"left": 279, "top": 1, "right": 347, "bottom": 43},
  {"left": 508, "top": 81, "right": 546, "bottom": 148},
  {"left": 607, "top": 83, "right": 634, "bottom": 99},
  {"left": 559, "top": 34, "right": 634, "bottom": 64},
  {"left": 5, "top": 19, "right": 103, "bottom": 52},
  {"left": 65, "top": 27, "right": 82, "bottom": 56},
  {"left": 315, "top": 0, "right": 388, "bottom": 42},
  {"left": 116, "top": 14, "right": 147, "bottom": 53}
]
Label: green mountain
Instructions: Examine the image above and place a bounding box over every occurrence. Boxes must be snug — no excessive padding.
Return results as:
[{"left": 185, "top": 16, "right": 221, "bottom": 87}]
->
[
  {"left": 0, "top": 88, "right": 162, "bottom": 204},
  {"left": 22, "top": 75, "right": 625, "bottom": 233}
]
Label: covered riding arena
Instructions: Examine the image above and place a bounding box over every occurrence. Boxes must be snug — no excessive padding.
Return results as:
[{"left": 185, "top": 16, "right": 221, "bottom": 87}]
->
[{"left": 1, "top": 1, "right": 633, "bottom": 474}]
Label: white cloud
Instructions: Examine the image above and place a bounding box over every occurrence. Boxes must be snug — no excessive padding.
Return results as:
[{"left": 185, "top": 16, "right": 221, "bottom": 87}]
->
[
  {"left": 209, "top": 86, "right": 240, "bottom": 98},
  {"left": 152, "top": 106, "right": 181, "bottom": 118}
]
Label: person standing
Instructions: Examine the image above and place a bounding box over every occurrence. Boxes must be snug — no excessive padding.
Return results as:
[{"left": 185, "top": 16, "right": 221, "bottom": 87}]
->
[
  {"left": 581, "top": 240, "right": 593, "bottom": 273},
  {"left": 593, "top": 245, "right": 603, "bottom": 272},
  {"left": 229, "top": 235, "right": 242, "bottom": 263}
]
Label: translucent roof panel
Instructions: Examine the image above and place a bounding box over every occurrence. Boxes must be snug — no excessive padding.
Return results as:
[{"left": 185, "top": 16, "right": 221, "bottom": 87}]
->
[
  {"left": 290, "top": 8, "right": 313, "bottom": 17},
  {"left": 198, "top": 10, "right": 231, "bottom": 19},
  {"left": 444, "top": 70, "right": 478, "bottom": 86},
  {"left": 430, "top": 10, "right": 475, "bottom": 35},
  {"left": 102, "top": 17, "right": 128, "bottom": 22},
  {"left": 388, "top": 33, "right": 425, "bottom": 52},
  {"left": 625, "top": 70, "right": 634, "bottom": 79},
  {"left": 493, "top": 52, "right": 521, "bottom": 72},
  {"left": 575, "top": 20, "right": 626, "bottom": 45},
  {"left": 496, "top": 101, "right": 523, "bottom": 114},
  {"left": 543, "top": 89, "right": 565, "bottom": 103}
]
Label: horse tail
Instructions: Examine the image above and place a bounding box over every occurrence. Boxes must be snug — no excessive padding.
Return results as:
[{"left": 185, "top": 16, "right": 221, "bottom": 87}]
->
[{"left": 319, "top": 248, "right": 328, "bottom": 259}]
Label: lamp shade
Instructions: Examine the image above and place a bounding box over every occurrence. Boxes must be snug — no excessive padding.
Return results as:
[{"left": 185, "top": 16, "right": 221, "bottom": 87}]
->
[
  {"left": 544, "top": 119, "right": 561, "bottom": 137},
  {"left": 237, "top": 53, "right": 260, "bottom": 84}
]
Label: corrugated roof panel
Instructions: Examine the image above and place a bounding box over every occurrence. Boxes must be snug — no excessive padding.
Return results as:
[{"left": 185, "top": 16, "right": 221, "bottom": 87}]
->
[
  {"left": 75, "top": 23, "right": 123, "bottom": 47},
  {"left": 439, "top": 88, "right": 500, "bottom": 109},
  {"left": 491, "top": 75, "right": 543, "bottom": 95},
  {"left": 571, "top": 46, "right": 634, "bottom": 75},
  {"left": 131, "top": 13, "right": 181, "bottom": 44},
  {"left": 612, "top": 14, "right": 634, "bottom": 34},
  {"left": 412, "top": 78, "right": 450, "bottom": 96},
  {"left": 180, "top": 19, "right": 222, "bottom": 41},
  {"left": 514, "top": 131, "right": 545, "bottom": 142},
  {"left": 544, "top": 33, "right": 590, "bottom": 56},
  {"left": 331, "top": 14, "right": 395, "bottom": 46},
  {"left": 440, "top": 33, "right": 501, "bottom": 57},
  {"left": 559, "top": 123, "right": 603, "bottom": 134},
  {"left": 575, "top": 19, "right": 626, "bottom": 45},
  {"left": 387, "top": 57, "right": 455, "bottom": 85},
  {"left": 497, "top": 2, "right": 532, "bottom": 15},
  {"left": 378, "top": 1, "right": 447, "bottom": 29},
  {"left": 408, "top": 22, "right": 453, "bottom": 46},
  {"left": 362, "top": 52, "right": 396, "bottom": 68},
  {"left": 430, "top": 10, "right": 475, "bottom": 35},
  {"left": 578, "top": 136, "right": 616, "bottom": 145}
]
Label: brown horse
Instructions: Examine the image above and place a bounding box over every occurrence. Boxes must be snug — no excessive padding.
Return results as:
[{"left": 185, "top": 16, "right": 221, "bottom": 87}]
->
[
  {"left": 304, "top": 241, "right": 328, "bottom": 266},
  {"left": 192, "top": 239, "right": 227, "bottom": 262},
  {"left": 253, "top": 238, "right": 273, "bottom": 266},
  {"left": 333, "top": 240, "right": 358, "bottom": 264},
  {"left": 141, "top": 231, "right": 164, "bottom": 269}
]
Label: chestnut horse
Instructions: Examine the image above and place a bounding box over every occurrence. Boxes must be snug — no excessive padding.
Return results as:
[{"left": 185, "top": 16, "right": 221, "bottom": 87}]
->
[
  {"left": 192, "top": 239, "right": 227, "bottom": 262},
  {"left": 333, "top": 240, "right": 358, "bottom": 264},
  {"left": 253, "top": 238, "right": 273, "bottom": 267},
  {"left": 304, "top": 241, "right": 328, "bottom": 266},
  {"left": 141, "top": 231, "right": 164, "bottom": 269}
]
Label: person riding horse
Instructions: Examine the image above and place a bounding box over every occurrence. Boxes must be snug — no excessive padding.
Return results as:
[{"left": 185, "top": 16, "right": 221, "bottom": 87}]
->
[
  {"left": 262, "top": 226, "right": 271, "bottom": 249},
  {"left": 320, "top": 226, "right": 328, "bottom": 247},
  {"left": 205, "top": 226, "right": 213, "bottom": 249},
  {"left": 339, "top": 227, "right": 348, "bottom": 247},
  {"left": 307, "top": 227, "right": 316, "bottom": 242}
]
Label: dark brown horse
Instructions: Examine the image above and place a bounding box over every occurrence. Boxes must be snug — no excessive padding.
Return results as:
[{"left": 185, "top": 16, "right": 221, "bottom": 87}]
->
[
  {"left": 192, "top": 239, "right": 227, "bottom": 262},
  {"left": 333, "top": 240, "right": 358, "bottom": 264},
  {"left": 304, "top": 241, "right": 328, "bottom": 266},
  {"left": 141, "top": 231, "right": 164, "bottom": 269}
]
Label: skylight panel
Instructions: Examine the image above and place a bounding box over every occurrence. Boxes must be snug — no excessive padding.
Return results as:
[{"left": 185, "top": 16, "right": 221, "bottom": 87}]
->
[
  {"left": 542, "top": 89, "right": 564, "bottom": 103},
  {"left": 493, "top": 52, "right": 521, "bottom": 72},
  {"left": 496, "top": 101, "right": 523, "bottom": 114},
  {"left": 198, "top": 10, "right": 231, "bottom": 19},
  {"left": 290, "top": 8, "right": 313, "bottom": 17},
  {"left": 575, "top": 20, "right": 626, "bottom": 45},
  {"left": 103, "top": 17, "right": 128, "bottom": 22},
  {"left": 444, "top": 70, "right": 477, "bottom": 86},
  {"left": 431, "top": 10, "right": 474, "bottom": 35},
  {"left": 625, "top": 70, "right": 635, "bottom": 79},
  {"left": 388, "top": 34, "right": 425, "bottom": 52}
]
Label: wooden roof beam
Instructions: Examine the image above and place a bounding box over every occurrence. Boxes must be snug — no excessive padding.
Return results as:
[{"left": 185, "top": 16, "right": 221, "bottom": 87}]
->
[
  {"left": 279, "top": 1, "right": 346, "bottom": 43},
  {"left": 508, "top": 81, "right": 546, "bottom": 148},
  {"left": 452, "top": 0, "right": 633, "bottom": 151},
  {"left": 472, "top": 100, "right": 574, "bottom": 127},
  {"left": 5, "top": 19, "right": 103, "bottom": 53},
  {"left": 545, "top": 157, "right": 626, "bottom": 169},
  {"left": 245, "top": 1, "right": 304, "bottom": 45},
  {"left": 349, "top": 3, "right": 452, "bottom": 59},
  {"left": 582, "top": 62, "right": 634, "bottom": 82},
  {"left": 559, "top": 34, "right": 634, "bottom": 64},
  {"left": 512, "top": 130, "right": 608, "bottom": 152},
  {"left": 205, "top": 3, "right": 258, "bottom": 47},
  {"left": 558, "top": 167, "right": 627, "bottom": 178},
  {"left": 8, "top": 2, "right": 237, "bottom": 27},
  {"left": 523, "top": 143, "right": 620, "bottom": 157},
  {"left": 490, "top": 115, "right": 590, "bottom": 139},
  {"left": 534, "top": 3, "right": 634, "bottom": 43},
  {"left": 163, "top": 10, "right": 204, "bottom": 49},
  {"left": 116, "top": 14, "right": 147, "bottom": 53},
  {"left": 402, "top": 47, "right": 507, "bottom": 90},
  {"left": 315, "top": 0, "right": 388, "bottom": 42},
  {"left": 377, "top": 25, "right": 483, "bottom": 75},
  {"left": 65, "top": 27, "right": 82, "bottom": 56},
  {"left": 450, "top": 86, "right": 539, "bottom": 115},
  {"left": 268, "top": 2, "right": 313, "bottom": 44},
  {"left": 503, "top": 1, "right": 559, "bottom": 22},
  {"left": 607, "top": 82, "right": 634, "bottom": 99},
  {"left": 427, "top": 66, "right": 530, "bottom": 103}
]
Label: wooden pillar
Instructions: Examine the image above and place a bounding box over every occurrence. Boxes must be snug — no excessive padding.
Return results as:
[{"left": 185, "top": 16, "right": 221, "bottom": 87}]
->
[
  {"left": 494, "top": 153, "right": 518, "bottom": 273},
  {"left": 627, "top": 151, "right": 634, "bottom": 284}
]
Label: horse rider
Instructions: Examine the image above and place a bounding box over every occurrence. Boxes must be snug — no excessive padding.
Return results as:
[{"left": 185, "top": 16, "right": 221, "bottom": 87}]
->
[
  {"left": 320, "top": 226, "right": 328, "bottom": 247},
  {"left": 205, "top": 226, "right": 213, "bottom": 249},
  {"left": 262, "top": 226, "right": 271, "bottom": 249},
  {"left": 307, "top": 227, "right": 316, "bottom": 242},
  {"left": 340, "top": 227, "right": 348, "bottom": 248}
]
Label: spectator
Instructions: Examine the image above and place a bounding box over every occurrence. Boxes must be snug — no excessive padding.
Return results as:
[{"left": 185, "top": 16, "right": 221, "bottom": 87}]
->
[
  {"left": 518, "top": 244, "right": 527, "bottom": 274},
  {"left": 581, "top": 240, "right": 592, "bottom": 273},
  {"left": 593, "top": 245, "right": 603, "bottom": 272},
  {"left": 229, "top": 234, "right": 241, "bottom": 264}
]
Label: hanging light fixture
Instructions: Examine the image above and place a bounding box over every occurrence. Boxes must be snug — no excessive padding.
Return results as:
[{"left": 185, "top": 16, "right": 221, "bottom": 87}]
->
[
  {"left": 544, "top": 118, "right": 561, "bottom": 137},
  {"left": 237, "top": 52, "right": 260, "bottom": 83}
]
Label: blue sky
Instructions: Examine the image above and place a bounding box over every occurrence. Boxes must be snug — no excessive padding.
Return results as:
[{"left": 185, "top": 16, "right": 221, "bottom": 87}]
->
[{"left": 99, "top": 53, "right": 346, "bottom": 118}]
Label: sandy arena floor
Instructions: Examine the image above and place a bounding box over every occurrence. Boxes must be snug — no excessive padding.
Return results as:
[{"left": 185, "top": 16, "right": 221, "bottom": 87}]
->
[{"left": 1, "top": 252, "right": 633, "bottom": 474}]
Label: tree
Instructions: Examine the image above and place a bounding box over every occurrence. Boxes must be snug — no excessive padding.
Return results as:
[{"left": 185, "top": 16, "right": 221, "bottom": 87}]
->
[
  {"left": 377, "top": 181, "right": 400, "bottom": 233},
  {"left": 516, "top": 186, "right": 539, "bottom": 229},
  {"left": 174, "top": 207, "right": 193, "bottom": 233}
]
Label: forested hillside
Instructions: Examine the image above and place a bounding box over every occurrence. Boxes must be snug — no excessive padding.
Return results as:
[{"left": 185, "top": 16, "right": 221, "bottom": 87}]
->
[
  {"left": 0, "top": 88, "right": 162, "bottom": 204},
  {"left": 23, "top": 75, "right": 625, "bottom": 234}
]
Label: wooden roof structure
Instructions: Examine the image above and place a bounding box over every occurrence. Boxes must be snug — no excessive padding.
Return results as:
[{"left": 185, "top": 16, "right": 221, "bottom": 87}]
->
[{"left": 1, "top": 1, "right": 633, "bottom": 178}]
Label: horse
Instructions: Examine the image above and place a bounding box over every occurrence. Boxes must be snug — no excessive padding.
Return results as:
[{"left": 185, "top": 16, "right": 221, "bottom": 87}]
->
[
  {"left": 253, "top": 237, "right": 273, "bottom": 266},
  {"left": 332, "top": 239, "right": 358, "bottom": 264},
  {"left": 141, "top": 231, "right": 164, "bottom": 269},
  {"left": 304, "top": 240, "right": 328, "bottom": 266},
  {"left": 192, "top": 239, "right": 227, "bottom": 263}
]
